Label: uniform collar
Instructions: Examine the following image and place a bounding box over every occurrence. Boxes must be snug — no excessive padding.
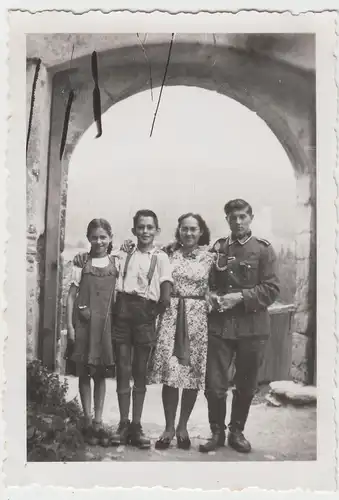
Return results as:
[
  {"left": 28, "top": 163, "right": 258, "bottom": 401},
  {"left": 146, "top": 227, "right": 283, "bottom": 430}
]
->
[{"left": 229, "top": 232, "right": 252, "bottom": 246}]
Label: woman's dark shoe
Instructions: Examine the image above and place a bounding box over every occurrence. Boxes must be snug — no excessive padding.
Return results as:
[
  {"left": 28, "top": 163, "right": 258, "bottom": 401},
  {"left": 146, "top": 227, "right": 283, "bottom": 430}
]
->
[
  {"left": 176, "top": 430, "right": 191, "bottom": 450},
  {"left": 199, "top": 424, "right": 225, "bottom": 453},
  {"left": 177, "top": 436, "right": 191, "bottom": 450},
  {"left": 155, "top": 431, "right": 175, "bottom": 450},
  {"left": 111, "top": 420, "right": 131, "bottom": 446},
  {"left": 129, "top": 422, "right": 151, "bottom": 449},
  {"left": 227, "top": 428, "right": 251, "bottom": 453}
]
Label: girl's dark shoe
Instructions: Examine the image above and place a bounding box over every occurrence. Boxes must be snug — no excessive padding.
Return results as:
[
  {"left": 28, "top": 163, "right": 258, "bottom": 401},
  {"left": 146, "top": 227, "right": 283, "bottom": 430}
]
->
[
  {"left": 129, "top": 422, "right": 151, "bottom": 449},
  {"left": 111, "top": 420, "right": 131, "bottom": 446},
  {"left": 82, "top": 426, "right": 99, "bottom": 446},
  {"left": 227, "top": 429, "right": 251, "bottom": 453},
  {"left": 93, "top": 423, "right": 111, "bottom": 447}
]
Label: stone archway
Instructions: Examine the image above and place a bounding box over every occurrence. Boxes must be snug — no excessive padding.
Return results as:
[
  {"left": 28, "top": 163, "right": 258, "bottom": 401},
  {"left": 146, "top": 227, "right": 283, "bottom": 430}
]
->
[{"left": 36, "top": 39, "right": 315, "bottom": 379}]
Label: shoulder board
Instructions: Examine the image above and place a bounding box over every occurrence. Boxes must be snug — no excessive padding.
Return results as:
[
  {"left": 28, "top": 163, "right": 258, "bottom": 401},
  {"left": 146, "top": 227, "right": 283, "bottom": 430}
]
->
[
  {"left": 211, "top": 237, "right": 228, "bottom": 252},
  {"left": 256, "top": 237, "right": 271, "bottom": 247}
]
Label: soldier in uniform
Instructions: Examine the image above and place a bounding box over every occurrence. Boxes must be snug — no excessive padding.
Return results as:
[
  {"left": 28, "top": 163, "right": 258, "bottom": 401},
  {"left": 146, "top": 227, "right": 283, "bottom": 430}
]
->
[{"left": 199, "top": 199, "right": 280, "bottom": 454}]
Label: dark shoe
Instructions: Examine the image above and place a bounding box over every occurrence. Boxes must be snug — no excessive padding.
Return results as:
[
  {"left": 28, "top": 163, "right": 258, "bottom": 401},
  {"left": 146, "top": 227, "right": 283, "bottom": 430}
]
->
[
  {"left": 228, "top": 429, "right": 251, "bottom": 453},
  {"left": 82, "top": 426, "right": 99, "bottom": 446},
  {"left": 199, "top": 425, "right": 225, "bottom": 453},
  {"left": 111, "top": 420, "right": 131, "bottom": 446},
  {"left": 155, "top": 431, "right": 175, "bottom": 450},
  {"left": 129, "top": 422, "right": 151, "bottom": 449},
  {"left": 95, "top": 427, "right": 111, "bottom": 448},
  {"left": 176, "top": 435, "right": 191, "bottom": 450}
]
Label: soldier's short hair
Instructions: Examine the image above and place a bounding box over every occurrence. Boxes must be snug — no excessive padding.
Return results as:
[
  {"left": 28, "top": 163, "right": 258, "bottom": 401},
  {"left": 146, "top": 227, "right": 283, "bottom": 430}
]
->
[{"left": 224, "top": 199, "right": 253, "bottom": 216}]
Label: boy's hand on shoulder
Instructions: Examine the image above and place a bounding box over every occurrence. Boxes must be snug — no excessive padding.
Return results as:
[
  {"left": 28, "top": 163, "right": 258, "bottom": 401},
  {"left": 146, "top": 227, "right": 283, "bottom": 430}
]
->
[
  {"left": 121, "top": 239, "right": 135, "bottom": 253},
  {"left": 73, "top": 252, "right": 89, "bottom": 268}
]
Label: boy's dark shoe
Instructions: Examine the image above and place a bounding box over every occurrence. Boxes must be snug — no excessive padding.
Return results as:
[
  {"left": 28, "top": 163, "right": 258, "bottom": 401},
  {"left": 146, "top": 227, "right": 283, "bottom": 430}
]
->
[
  {"left": 199, "top": 424, "right": 225, "bottom": 453},
  {"left": 111, "top": 420, "right": 131, "bottom": 446},
  {"left": 227, "top": 428, "right": 252, "bottom": 453},
  {"left": 129, "top": 422, "right": 151, "bottom": 449}
]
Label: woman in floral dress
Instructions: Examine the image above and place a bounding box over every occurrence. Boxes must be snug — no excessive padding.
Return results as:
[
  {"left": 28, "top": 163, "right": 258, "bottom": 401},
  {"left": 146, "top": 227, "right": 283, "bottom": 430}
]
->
[{"left": 148, "top": 213, "right": 214, "bottom": 450}]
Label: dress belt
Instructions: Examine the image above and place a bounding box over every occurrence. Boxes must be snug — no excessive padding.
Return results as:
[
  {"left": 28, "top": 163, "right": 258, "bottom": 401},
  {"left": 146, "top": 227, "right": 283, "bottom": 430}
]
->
[{"left": 171, "top": 293, "right": 205, "bottom": 366}]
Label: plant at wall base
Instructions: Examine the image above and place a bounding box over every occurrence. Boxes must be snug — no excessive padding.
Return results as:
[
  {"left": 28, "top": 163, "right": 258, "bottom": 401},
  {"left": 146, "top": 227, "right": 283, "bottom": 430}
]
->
[{"left": 27, "top": 359, "right": 86, "bottom": 461}]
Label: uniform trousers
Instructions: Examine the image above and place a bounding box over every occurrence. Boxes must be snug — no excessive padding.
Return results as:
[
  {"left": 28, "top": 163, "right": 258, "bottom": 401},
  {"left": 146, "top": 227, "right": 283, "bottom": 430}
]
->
[{"left": 205, "top": 334, "right": 267, "bottom": 431}]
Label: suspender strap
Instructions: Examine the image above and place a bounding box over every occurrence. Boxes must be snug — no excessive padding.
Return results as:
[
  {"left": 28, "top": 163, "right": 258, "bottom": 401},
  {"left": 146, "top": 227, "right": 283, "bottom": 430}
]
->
[
  {"left": 123, "top": 252, "right": 133, "bottom": 280},
  {"left": 146, "top": 252, "right": 158, "bottom": 286}
]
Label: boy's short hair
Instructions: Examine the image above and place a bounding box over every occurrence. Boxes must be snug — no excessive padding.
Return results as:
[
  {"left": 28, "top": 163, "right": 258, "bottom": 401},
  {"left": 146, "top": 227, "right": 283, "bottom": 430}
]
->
[
  {"left": 224, "top": 199, "right": 253, "bottom": 216},
  {"left": 133, "top": 209, "right": 159, "bottom": 229}
]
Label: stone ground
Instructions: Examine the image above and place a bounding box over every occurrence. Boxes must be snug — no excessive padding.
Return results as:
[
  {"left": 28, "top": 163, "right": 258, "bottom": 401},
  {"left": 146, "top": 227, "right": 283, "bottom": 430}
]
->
[{"left": 63, "top": 376, "right": 316, "bottom": 462}]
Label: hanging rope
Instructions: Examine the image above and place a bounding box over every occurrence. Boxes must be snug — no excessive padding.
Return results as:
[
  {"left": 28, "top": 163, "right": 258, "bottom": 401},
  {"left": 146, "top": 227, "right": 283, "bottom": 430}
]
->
[
  {"left": 136, "top": 33, "right": 153, "bottom": 101},
  {"left": 91, "top": 51, "right": 102, "bottom": 138},
  {"left": 59, "top": 89, "right": 75, "bottom": 160},
  {"left": 150, "top": 33, "right": 174, "bottom": 137},
  {"left": 26, "top": 58, "right": 41, "bottom": 155}
]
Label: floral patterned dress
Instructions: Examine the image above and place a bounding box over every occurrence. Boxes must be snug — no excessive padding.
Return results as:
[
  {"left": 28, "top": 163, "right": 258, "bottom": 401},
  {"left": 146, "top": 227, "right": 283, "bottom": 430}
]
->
[{"left": 148, "top": 247, "right": 214, "bottom": 390}]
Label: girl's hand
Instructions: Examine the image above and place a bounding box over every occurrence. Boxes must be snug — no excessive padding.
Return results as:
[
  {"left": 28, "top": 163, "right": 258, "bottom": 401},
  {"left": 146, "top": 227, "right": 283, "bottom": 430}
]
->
[
  {"left": 78, "top": 306, "right": 91, "bottom": 322},
  {"left": 121, "top": 239, "right": 135, "bottom": 253},
  {"left": 67, "top": 325, "right": 75, "bottom": 341},
  {"left": 73, "top": 252, "right": 89, "bottom": 267}
]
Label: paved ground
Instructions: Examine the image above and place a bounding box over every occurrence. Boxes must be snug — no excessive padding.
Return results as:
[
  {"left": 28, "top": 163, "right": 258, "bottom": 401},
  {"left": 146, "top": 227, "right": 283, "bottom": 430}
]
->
[{"left": 63, "top": 376, "right": 316, "bottom": 462}]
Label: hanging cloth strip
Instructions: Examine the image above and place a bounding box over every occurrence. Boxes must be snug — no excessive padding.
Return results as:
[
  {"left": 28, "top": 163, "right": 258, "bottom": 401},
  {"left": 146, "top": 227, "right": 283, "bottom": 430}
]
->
[
  {"left": 91, "top": 51, "right": 102, "bottom": 138},
  {"left": 172, "top": 293, "right": 205, "bottom": 367}
]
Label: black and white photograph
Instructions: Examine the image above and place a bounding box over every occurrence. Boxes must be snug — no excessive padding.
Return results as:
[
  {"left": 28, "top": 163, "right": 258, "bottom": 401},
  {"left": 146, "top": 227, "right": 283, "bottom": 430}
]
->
[{"left": 4, "top": 8, "right": 337, "bottom": 493}]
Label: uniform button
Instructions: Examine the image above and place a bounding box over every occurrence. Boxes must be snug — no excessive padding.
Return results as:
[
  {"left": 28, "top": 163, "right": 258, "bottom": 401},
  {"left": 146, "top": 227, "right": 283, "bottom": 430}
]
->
[
  {"left": 229, "top": 271, "right": 233, "bottom": 274},
  {"left": 229, "top": 285, "right": 232, "bottom": 289}
]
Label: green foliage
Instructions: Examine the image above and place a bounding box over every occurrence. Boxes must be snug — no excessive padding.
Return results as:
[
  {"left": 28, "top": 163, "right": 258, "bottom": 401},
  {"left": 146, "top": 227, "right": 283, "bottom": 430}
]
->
[{"left": 27, "top": 360, "right": 86, "bottom": 462}]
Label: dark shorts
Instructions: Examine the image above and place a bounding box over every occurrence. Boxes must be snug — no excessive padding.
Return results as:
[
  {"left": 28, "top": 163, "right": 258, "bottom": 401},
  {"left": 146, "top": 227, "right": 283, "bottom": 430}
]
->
[{"left": 112, "top": 292, "right": 158, "bottom": 347}]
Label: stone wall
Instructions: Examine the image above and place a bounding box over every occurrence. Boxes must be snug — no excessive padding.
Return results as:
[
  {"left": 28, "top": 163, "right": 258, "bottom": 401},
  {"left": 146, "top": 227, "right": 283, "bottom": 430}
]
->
[{"left": 26, "top": 59, "right": 52, "bottom": 359}]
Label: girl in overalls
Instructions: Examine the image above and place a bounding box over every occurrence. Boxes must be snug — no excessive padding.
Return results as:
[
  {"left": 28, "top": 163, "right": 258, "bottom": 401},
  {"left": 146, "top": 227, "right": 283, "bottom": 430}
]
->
[{"left": 66, "top": 218, "right": 118, "bottom": 446}]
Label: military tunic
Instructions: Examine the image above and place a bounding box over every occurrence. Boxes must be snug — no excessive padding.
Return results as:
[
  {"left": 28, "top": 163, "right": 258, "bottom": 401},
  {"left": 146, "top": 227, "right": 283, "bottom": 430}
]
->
[{"left": 208, "top": 233, "right": 280, "bottom": 339}]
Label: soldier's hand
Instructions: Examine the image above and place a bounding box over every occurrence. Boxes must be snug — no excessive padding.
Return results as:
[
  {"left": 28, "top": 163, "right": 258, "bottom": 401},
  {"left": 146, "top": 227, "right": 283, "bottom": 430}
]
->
[
  {"left": 206, "top": 291, "right": 220, "bottom": 311},
  {"left": 73, "top": 252, "right": 89, "bottom": 267},
  {"left": 121, "top": 239, "right": 135, "bottom": 253},
  {"left": 219, "top": 292, "right": 243, "bottom": 311}
]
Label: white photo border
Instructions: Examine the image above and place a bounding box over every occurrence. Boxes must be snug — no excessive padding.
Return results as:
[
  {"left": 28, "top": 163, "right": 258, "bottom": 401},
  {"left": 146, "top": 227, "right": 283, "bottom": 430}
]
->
[{"left": 3, "top": 8, "right": 338, "bottom": 492}]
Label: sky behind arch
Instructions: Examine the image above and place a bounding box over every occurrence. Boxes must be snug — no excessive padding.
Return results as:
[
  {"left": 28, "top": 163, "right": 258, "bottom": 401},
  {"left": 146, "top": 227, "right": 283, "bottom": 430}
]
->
[{"left": 65, "top": 86, "right": 297, "bottom": 253}]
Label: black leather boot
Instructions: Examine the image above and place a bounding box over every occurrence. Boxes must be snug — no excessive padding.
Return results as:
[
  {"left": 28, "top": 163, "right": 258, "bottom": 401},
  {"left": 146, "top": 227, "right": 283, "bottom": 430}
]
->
[
  {"left": 228, "top": 428, "right": 251, "bottom": 453},
  {"left": 199, "top": 396, "right": 226, "bottom": 453},
  {"left": 227, "top": 389, "right": 253, "bottom": 453}
]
